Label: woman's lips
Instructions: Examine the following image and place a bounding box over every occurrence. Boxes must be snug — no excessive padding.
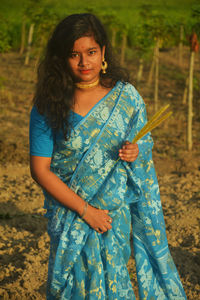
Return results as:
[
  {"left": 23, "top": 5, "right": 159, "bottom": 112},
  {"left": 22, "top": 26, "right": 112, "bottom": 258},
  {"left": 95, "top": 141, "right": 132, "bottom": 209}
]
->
[{"left": 80, "top": 69, "right": 91, "bottom": 74}]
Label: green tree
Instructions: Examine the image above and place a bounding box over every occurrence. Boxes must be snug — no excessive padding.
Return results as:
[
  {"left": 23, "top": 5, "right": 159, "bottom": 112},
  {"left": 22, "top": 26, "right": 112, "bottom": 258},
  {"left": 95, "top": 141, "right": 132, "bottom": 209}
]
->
[
  {"left": 100, "top": 11, "right": 121, "bottom": 48},
  {"left": 0, "top": 18, "right": 11, "bottom": 52},
  {"left": 139, "top": 5, "right": 172, "bottom": 111},
  {"left": 34, "top": 7, "right": 59, "bottom": 66},
  {"left": 102, "top": 12, "right": 129, "bottom": 65},
  {"left": 22, "top": 0, "right": 58, "bottom": 65},
  {"left": 129, "top": 23, "right": 153, "bottom": 85}
]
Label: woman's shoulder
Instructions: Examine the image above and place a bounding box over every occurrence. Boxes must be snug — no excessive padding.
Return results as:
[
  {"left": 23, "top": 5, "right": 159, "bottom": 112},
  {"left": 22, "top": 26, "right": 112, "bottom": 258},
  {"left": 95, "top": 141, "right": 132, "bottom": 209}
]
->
[
  {"left": 122, "top": 81, "right": 138, "bottom": 96},
  {"left": 30, "top": 105, "right": 41, "bottom": 118},
  {"left": 120, "top": 81, "right": 145, "bottom": 108},
  {"left": 30, "top": 105, "right": 47, "bottom": 122},
  {"left": 30, "top": 105, "right": 42, "bottom": 116},
  {"left": 30, "top": 105, "right": 51, "bottom": 131}
]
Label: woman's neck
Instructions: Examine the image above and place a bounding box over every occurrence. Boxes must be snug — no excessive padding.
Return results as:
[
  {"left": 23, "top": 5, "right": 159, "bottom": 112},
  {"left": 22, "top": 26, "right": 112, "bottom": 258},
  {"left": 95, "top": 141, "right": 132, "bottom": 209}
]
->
[
  {"left": 75, "top": 78, "right": 100, "bottom": 90},
  {"left": 72, "top": 84, "right": 111, "bottom": 117}
]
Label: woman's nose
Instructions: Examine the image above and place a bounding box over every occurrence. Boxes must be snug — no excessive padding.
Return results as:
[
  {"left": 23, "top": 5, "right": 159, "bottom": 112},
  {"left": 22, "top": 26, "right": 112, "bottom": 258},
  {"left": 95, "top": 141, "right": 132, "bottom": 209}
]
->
[{"left": 78, "top": 54, "right": 87, "bottom": 66}]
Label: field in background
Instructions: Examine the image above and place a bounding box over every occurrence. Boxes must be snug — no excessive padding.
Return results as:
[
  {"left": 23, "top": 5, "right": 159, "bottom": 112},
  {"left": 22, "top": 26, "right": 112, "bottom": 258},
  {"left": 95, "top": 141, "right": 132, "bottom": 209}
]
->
[{"left": 0, "top": 45, "right": 199, "bottom": 298}]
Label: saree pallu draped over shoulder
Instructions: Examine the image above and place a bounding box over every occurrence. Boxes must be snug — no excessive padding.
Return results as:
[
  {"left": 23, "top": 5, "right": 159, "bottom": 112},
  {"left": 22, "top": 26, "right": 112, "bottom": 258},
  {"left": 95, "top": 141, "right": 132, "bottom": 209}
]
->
[{"left": 44, "top": 82, "right": 187, "bottom": 299}]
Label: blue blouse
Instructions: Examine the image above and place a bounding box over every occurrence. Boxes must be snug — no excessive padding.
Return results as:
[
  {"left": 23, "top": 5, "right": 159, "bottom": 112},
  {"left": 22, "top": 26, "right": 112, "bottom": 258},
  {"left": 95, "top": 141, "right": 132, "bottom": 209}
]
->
[{"left": 29, "top": 106, "right": 83, "bottom": 157}]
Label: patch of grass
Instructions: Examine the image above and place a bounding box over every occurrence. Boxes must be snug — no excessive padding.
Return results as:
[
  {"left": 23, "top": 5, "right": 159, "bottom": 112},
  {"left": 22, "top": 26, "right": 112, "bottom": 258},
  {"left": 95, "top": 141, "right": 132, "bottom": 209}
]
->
[{"left": 0, "top": 76, "right": 6, "bottom": 89}]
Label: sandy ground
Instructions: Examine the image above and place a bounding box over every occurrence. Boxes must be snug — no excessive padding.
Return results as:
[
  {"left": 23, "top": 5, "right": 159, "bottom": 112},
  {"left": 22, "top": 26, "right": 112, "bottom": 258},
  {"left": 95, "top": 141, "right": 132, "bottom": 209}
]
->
[{"left": 0, "top": 51, "right": 199, "bottom": 299}]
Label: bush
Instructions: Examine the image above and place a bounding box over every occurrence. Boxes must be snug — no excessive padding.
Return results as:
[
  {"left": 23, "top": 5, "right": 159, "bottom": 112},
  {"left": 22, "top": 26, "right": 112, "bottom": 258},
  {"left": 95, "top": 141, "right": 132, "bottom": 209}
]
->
[{"left": 0, "top": 20, "right": 11, "bottom": 52}]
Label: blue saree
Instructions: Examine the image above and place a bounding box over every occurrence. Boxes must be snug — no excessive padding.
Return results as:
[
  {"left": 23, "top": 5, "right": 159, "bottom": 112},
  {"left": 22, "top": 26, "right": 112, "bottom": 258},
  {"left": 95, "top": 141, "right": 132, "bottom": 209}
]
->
[{"left": 44, "top": 81, "right": 186, "bottom": 299}]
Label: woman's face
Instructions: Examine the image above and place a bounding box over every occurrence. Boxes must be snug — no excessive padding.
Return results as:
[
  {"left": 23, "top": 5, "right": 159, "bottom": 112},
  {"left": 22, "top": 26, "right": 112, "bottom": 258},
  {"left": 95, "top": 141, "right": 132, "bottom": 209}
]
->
[{"left": 68, "top": 36, "right": 105, "bottom": 84}]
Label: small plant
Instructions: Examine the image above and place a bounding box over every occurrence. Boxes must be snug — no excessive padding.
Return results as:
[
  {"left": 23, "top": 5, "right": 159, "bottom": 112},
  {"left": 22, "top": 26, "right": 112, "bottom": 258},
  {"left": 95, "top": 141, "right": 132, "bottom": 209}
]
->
[{"left": 0, "top": 20, "right": 11, "bottom": 52}]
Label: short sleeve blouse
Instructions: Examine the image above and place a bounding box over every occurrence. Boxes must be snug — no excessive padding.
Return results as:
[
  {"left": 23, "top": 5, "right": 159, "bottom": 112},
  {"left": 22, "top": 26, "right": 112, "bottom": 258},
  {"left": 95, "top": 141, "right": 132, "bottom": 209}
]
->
[{"left": 29, "top": 106, "right": 83, "bottom": 157}]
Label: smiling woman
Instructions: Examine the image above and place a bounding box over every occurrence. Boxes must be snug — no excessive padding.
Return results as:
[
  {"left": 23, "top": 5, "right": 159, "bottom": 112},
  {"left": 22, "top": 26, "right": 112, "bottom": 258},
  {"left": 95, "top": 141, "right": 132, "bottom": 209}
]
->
[
  {"left": 29, "top": 13, "right": 187, "bottom": 300},
  {"left": 67, "top": 36, "right": 111, "bottom": 116},
  {"left": 68, "top": 36, "right": 105, "bottom": 83}
]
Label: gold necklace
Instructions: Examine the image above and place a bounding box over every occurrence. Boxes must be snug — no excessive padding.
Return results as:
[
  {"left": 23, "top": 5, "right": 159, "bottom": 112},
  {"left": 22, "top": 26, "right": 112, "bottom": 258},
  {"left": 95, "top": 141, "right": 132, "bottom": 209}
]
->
[{"left": 75, "top": 78, "right": 100, "bottom": 89}]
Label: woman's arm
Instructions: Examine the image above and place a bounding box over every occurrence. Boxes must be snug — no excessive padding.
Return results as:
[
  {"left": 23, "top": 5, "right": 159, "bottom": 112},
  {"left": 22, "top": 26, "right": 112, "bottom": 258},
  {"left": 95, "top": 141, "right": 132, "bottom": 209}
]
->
[{"left": 30, "top": 155, "right": 112, "bottom": 233}]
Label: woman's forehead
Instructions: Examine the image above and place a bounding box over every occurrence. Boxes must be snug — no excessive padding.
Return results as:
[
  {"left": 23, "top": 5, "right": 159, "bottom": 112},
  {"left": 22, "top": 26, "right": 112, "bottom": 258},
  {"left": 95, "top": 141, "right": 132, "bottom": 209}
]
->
[{"left": 72, "top": 36, "right": 100, "bottom": 51}]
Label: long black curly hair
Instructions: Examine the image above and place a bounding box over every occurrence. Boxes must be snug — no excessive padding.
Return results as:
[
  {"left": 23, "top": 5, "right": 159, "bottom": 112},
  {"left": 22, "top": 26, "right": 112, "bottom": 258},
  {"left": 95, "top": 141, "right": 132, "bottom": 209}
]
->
[{"left": 33, "top": 13, "right": 129, "bottom": 138}]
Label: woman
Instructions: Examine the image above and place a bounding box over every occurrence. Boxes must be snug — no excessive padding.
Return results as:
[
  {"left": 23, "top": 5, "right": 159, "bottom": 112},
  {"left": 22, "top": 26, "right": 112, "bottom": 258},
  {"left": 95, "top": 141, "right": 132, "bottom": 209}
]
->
[{"left": 29, "top": 13, "right": 186, "bottom": 299}]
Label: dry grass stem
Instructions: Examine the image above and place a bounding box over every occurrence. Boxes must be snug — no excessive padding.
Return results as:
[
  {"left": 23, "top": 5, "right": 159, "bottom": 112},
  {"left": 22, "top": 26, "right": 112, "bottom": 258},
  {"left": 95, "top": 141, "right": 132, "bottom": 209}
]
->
[{"left": 132, "top": 105, "right": 172, "bottom": 144}]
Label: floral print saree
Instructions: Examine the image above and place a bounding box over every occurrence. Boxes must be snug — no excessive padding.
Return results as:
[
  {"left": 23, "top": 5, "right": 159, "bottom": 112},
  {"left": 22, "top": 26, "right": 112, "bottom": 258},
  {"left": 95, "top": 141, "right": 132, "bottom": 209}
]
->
[{"left": 44, "top": 81, "right": 186, "bottom": 299}]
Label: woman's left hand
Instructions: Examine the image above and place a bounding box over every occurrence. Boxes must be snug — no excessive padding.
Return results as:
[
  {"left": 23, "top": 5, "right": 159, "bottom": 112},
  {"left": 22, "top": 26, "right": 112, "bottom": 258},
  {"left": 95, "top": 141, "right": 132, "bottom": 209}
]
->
[{"left": 119, "top": 141, "right": 139, "bottom": 162}]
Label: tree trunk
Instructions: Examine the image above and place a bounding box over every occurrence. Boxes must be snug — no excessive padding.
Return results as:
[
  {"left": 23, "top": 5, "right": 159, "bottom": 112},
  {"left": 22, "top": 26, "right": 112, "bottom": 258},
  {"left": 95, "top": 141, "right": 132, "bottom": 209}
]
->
[
  {"left": 147, "top": 51, "right": 155, "bottom": 87},
  {"left": 19, "top": 19, "right": 26, "bottom": 55},
  {"left": 178, "top": 25, "right": 184, "bottom": 67},
  {"left": 182, "top": 77, "right": 188, "bottom": 104},
  {"left": 137, "top": 58, "right": 144, "bottom": 84},
  {"left": 111, "top": 28, "right": 117, "bottom": 48},
  {"left": 120, "top": 32, "right": 127, "bottom": 66},
  {"left": 187, "top": 51, "right": 195, "bottom": 151},
  {"left": 154, "top": 40, "right": 159, "bottom": 112},
  {"left": 25, "top": 23, "right": 35, "bottom": 66}
]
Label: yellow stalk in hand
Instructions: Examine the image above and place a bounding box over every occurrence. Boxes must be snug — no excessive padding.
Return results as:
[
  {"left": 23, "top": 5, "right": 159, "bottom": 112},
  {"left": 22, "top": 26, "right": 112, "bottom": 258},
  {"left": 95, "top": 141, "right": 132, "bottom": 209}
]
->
[
  {"left": 132, "top": 105, "right": 172, "bottom": 143},
  {"left": 89, "top": 104, "right": 172, "bottom": 187}
]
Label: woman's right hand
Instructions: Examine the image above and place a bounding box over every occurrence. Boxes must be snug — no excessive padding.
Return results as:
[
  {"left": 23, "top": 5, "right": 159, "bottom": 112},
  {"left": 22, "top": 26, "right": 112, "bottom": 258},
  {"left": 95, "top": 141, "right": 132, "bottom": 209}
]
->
[
  {"left": 82, "top": 204, "right": 112, "bottom": 234},
  {"left": 30, "top": 156, "right": 112, "bottom": 234}
]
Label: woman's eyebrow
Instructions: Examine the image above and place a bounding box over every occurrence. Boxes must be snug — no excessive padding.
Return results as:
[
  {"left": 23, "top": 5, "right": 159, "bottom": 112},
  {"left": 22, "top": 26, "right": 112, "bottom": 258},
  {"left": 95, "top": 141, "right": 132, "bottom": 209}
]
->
[
  {"left": 72, "top": 47, "right": 98, "bottom": 52},
  {"left": 88, "top": 47, "right": 98, "bottom": 50}
]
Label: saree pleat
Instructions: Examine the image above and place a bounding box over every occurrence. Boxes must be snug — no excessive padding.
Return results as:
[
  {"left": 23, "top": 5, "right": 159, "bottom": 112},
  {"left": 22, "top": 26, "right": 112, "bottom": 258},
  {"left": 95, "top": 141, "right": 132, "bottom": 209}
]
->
[{"left": 44, "top": 81, "right": 186, "bottom": 299}]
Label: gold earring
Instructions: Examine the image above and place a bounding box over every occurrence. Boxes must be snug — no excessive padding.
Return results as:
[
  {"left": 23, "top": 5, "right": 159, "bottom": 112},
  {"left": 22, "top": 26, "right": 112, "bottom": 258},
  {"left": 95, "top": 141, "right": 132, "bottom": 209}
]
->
[{"left": 101, "top": 59, "right": 108, "bottom": 74}]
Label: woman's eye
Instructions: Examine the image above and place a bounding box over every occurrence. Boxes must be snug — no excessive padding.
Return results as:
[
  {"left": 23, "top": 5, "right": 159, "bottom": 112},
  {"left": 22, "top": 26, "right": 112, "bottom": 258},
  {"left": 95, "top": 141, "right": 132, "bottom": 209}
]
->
[
  {"left": 71, "top": 53, "right": 79, "bottom": 58},
  {"left": 89, "top": 50, "right": 96, "bottom": 55}
]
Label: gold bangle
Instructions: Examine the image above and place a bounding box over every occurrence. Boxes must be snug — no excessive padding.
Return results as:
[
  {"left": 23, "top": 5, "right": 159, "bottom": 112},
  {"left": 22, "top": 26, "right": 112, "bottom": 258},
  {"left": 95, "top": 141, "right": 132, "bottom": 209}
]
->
[{"left": 80, "top": 202, "right": 88, "bottom": 218}]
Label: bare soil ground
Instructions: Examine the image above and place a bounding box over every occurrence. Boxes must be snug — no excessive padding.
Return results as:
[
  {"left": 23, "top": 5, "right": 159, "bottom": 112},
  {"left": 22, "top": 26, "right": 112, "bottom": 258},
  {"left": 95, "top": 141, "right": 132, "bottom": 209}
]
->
[{"left": 0, "top": 50, "right": 199, "bottom": 299}]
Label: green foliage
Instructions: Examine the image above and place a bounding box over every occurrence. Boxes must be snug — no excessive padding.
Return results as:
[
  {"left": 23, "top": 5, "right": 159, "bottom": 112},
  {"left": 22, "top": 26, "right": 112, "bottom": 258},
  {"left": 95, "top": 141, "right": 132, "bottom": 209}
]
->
[
  {"left": 139, "top": 5, "right": 172, "bottom": 44},
  {"left": 128, "top": 24, "right": 154, "bottom": 60},
  {"left": 128, "top": 4, "right": 178, "bottom": 61},
  {"left": 0, "top": 17, "right": 21, "bottom": 52},
  {"left": 0, "top": 19, "right": 11, "bottom": 52},
  {"left": 21, "top": 0, "right": 60, "bottom": 61},
  {"left": 0, "top": 0, "right": 199, "bottom": 54},
  {"left": 9, "top": 22, "right": 22, "bottom": 50},
  {"left": 191, "top": 4, "right": 200, "bottom": 35},
  {"left": 34, "top": 9, "right": 59, "bottom": 60},
  {"left": 23, "top": 0, "right": 45, "bottom": 23}
]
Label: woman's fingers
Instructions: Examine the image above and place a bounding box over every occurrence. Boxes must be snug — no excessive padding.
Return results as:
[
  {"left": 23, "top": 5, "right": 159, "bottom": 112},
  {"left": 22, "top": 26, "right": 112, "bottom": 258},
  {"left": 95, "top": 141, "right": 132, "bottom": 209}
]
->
[
  {"left": 96, "top": 222, "right": 112, "bottom": 234},
  {"left": 103, "top": 210, "right": 112, "bottom": 222},
  {"left": 119, "top": 141, "right": 139, "bottom": 162},
  {"left": 82, "top": 205, "right": 112, "bottom": 233},
  {"left": 96, "top": 214, "right": 112, "bottom": 233}
]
